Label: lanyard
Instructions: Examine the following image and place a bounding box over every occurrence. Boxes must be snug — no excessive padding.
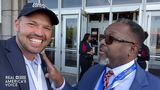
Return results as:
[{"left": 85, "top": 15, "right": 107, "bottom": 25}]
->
[
  {"left": 107, "top": 64, "right": 136, "bottom": 90},
  {"left": 97, "top": 63, "right": 136, "bottom": 90},
  {"left": 26, "top": 61, "right": 43, "bottom": 90}
]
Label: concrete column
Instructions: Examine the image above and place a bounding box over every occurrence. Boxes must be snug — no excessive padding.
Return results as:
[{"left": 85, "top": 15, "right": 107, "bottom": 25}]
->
[
  {"left": 0, "top": 0, "right": 2, "bottom": 37},
  {"left": 12, "top": 0, "right": 19, "bottom": 35},
  {"left": 0, "top": 0, "right": 1, "bottom": 23},
  {"left": 1, "top": 0, "right": 12, "bottom": 39},
  {"left": 1, "top": 0, "right": 26, "bottom": 40}
]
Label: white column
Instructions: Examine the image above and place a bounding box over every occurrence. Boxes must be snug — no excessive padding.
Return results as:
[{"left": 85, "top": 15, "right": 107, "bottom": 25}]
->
[
  {"left": 54, "top": 0, "right": 62, "bottom": 71},
  {"left": 142, "top": 0, "right": 147, "bottom": 29},
  {"left": 109, "top": 0, "right": 113, "bottom": 25}
]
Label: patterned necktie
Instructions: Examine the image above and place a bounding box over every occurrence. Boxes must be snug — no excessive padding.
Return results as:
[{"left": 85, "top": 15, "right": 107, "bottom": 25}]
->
[{"left": 103, "top": 70, "right": 114, "bottom": 90}]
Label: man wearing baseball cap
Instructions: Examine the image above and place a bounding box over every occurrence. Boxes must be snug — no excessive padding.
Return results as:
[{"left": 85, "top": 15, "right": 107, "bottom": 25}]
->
[{"left": 0, "top": 3, "right": 64, "bottom": 90}]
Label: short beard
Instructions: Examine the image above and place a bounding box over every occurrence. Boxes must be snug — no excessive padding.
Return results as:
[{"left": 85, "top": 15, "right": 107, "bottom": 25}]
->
[{"left": 98, "top": 57, "right": 110, "bottom": 65}]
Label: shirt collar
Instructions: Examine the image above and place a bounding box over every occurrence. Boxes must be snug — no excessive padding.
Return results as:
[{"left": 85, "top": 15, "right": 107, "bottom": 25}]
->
[
  {"left": 106, "top": 59, "right": 136, "bottom": 76},
  {"left": 24, "top": 54, "right": 41, "bottom": 65}
]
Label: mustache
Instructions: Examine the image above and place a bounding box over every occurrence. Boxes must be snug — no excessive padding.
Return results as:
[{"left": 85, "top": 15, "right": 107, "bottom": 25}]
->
[{"left": 98, "top": 57, "right": 110, "bottom": 65}]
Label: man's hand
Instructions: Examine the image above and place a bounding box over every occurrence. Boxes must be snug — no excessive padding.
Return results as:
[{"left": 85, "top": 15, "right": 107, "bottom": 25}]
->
[{"left": 42, "top": 54, "right": 64, "bottom": 88}]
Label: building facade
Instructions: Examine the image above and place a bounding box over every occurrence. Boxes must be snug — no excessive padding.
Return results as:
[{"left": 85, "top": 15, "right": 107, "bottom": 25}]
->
[{"left": 1, "top": 0, "right": 160, "bottom": 78}]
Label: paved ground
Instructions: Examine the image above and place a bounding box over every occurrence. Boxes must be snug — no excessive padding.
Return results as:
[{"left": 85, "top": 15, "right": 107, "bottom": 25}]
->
[
  {"left": 62, "top": 72, "right": 77, "bottom": 86},
  {"left": 62, "top": 68, "right": 160, "bottom": 86}
]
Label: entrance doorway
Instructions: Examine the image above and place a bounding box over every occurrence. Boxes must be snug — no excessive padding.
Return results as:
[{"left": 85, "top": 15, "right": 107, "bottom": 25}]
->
[{"left": 61, "top": 15, "right": 79, "bottom": 74}]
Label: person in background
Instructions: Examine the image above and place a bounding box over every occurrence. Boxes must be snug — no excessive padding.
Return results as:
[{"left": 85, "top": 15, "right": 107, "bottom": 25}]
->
[
  {"left": 42, "top": 18, "right": 160, "bottom": 90},
  {"left": 137, "top": 31, "right": 150, "bottom": 70},
  {"left": 79, "top": 33, "right": 94, "bottom": 80},
  {"left": 0, "top": 3, "right": 64, "bottom": 90}
]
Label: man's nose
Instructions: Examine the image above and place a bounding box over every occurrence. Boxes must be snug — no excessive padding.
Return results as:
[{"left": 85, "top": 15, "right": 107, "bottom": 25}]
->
[
  {"left": 35, "top": 26, "right": 44, "bottom": 36},
  {"left": 99, "top": 39, "right": 106, "bottom": 49}
]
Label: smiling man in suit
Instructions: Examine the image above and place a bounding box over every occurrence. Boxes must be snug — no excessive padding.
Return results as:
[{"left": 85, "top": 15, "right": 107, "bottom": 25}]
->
[
  {"left": 0, "top": 3, "right": 64, "bottom": 90},
  {"left": 44, "top": 18, "right": 160, "bottom": 90}
]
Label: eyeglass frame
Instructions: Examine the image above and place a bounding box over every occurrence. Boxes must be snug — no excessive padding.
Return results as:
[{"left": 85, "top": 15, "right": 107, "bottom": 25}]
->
[{"left": 104, "top": 35, "right": 136, "bottom": 45}]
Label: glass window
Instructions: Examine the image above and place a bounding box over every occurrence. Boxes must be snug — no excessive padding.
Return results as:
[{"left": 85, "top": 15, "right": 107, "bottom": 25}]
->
[
  {"left": 113, "top": 0, "right": 142, "bottom": 5},
  {"left": 27, "top": 0, "right": 38, "bottom": 3},
  {"left": 86, "top": 0, "right": 109, "bottom": 6},
  {"left": 65, "top": 18, "right": 78, "bottom": 67},
  {"left": 45, "top": 50, "right": 55, "bottom": 64},
  {"left": 89, "top": 13, "right": 101, "bottom": 22},
  {"left": 65, "top": 19, "right": 77, "bottom": 49},
  {"left": 104, "top": 13, "right": 109, "bottom": 21},
  {"left": 62, "top": 0, "right": 81, "bottom": 8},
  {"left": 147, "top": 0, "right": 160, "bottom": 2},
  {"left": 150, "top": 16, "right": 160, "bottom": 56},
  {"left": 112, "top": 12, "right": 138, "bottom": 21},
  {"left": 47, "top": 27, "right": 55, "bottom": 48},
  {"left": 42, "top": 0, "right": 58, "bottom": 9},
  {"left": 113, "top": 13, "right": 118, "bottom": 20},
  {"left": 45, "top": 27, "right": 56, "bottom": 64}
]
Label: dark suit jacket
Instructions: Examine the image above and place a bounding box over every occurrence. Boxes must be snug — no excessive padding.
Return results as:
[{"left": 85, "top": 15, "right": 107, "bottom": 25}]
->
[
  {"left": 63, "top": 63, "right": 160, "bottom": 90},
  {"left": 0, "top": 37, "right": 52, "bottom": 90}
]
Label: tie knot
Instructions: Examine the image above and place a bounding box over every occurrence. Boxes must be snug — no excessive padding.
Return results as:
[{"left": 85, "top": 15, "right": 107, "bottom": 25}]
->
[{"left": 106, "top": 70, "right": 114, "bottom": 76}]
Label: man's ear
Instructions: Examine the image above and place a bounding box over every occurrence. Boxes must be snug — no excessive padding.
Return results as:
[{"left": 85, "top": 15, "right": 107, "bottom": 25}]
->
[
  {"left": 128, "top": 45, "right": 137, "bottom": 60},
  {"left": 131, "top": 45, "right": 138, "bottom": 55},
  {"left": 14, "top": 19, "right": 20, "bottom": 32}
]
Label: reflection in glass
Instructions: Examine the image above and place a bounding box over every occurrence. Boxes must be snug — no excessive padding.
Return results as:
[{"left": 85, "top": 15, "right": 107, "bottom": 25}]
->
[
  {"left": 45, "top": 50, "right": 55, "bottom": 64},
  {"left": 42, "top": 0, "right": 58, "bottom": 8},
  {"left": 65, "top": 51, "right": 77, "bottom": 67},
  {"left": 65, "top": 19, "right": 77, "bottom": 49},
  {"left": 112, "top": 12, "right": 138, "bottom": 21},
  {"left": 62, "top": 0, "right": 81, "bottom": 8},
  {"left": 104, "top": 13, "right": 109, "bottom": 21},
  {"left": 27, "top": 0, "right": 38, "bottom": 3},
  {"left": 47, "top": 27, "right": 55, "bottom": 47},
  {"left": 65, "top": 18, "right": 77, "bottom": 67},
  {"left": 150, "top": 16, "right": 160, "bottom": 56},
  {"left": 112, "top": 0, "right": 141, "bottom": 5},
  {"left": 86, "top": 0, "right": 109, "bottom": 6},
  {"left": 147, "top": 0, "right": 160, "bottom": 2},
  {"left": 45, "top": 26, "right": 56, "bottom": 65}
]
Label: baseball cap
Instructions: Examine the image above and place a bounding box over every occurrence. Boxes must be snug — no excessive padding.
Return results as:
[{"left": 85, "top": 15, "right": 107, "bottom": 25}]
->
[{"left": 18, "top": 3, "right": 59, "bottom": 25}]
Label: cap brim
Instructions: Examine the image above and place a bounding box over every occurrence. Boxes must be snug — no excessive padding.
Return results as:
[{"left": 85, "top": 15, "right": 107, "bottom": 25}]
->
[{"left": 18, "top": 8, "right": 59, "bottom": 25}]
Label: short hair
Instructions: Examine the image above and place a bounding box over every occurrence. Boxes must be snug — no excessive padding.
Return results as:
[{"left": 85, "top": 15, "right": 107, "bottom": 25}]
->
[{"left": 111, "top": 18, "right": 145, "bottom": 48}]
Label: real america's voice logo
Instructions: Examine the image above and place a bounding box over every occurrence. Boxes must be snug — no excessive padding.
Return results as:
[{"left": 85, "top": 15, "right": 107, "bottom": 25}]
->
[{"left": 5, "top": 75, "right": 27, "bottom": 87}]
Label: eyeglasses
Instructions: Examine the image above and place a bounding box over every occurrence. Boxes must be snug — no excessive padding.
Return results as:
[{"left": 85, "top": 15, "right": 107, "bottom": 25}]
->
[{"left": 105, "top": 35, "right": 136, "bottom": 45}]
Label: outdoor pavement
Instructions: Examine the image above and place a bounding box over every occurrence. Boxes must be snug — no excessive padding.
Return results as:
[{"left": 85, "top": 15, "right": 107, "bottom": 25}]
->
[{"left": 62, "top": 72, "right": 77, "bottom": 86}]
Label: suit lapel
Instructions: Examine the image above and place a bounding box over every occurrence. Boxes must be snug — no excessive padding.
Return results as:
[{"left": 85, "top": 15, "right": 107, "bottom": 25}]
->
[
  {"left": 130, "top": 63, "right": 149, "bottom": 90},
  {"left": 90, "top": 65, "right": 105, "bottom": 90},
  {"left": 5, "top": 37, "right": 29, "bottom": 90},
  {"left": 41, "top": 54, "right": 52, "bottom": 90}
]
